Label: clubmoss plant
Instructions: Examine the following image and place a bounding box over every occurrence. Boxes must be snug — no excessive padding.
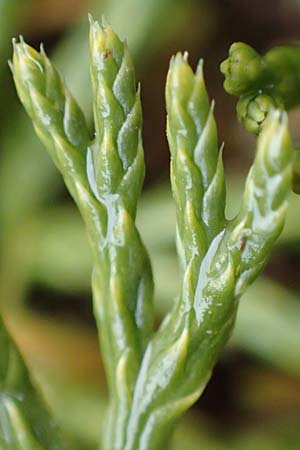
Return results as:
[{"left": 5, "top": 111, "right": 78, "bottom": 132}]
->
[{"left": 5, "top": 17, "right": 297, "bottom": 450}]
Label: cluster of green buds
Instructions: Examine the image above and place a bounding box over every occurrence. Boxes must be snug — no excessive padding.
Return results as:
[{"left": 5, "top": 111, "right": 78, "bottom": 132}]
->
[
  {"left": 220, "top": 42, "right": 300, "bottom": 134},
  {"left": 6, "top": 17, "right": 296, "bottom": 450},
  {"left": 236, "top": 92, "right": 279, "bottom": 135}
]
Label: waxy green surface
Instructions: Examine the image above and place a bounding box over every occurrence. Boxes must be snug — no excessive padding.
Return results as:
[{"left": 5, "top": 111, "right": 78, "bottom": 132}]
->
[
  {"left": 88, "top": 18, "right": 154, "bottom": 448},
  {"left": 11, "top": 19, "right": 295, "bottom": 450}
]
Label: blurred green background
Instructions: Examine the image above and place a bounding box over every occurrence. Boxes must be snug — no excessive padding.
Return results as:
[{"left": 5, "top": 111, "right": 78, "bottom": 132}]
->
[{"left": 1, "top": 1, "right": 300, "bottom": 449}]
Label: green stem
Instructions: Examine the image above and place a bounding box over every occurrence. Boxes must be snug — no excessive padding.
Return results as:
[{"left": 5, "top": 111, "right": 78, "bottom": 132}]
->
[
  {"left": 118, "top": 61, "right": 294, "bottom": 450},
  {"left": 11, "top": 18, "right": 154, "bottom": 450}
]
